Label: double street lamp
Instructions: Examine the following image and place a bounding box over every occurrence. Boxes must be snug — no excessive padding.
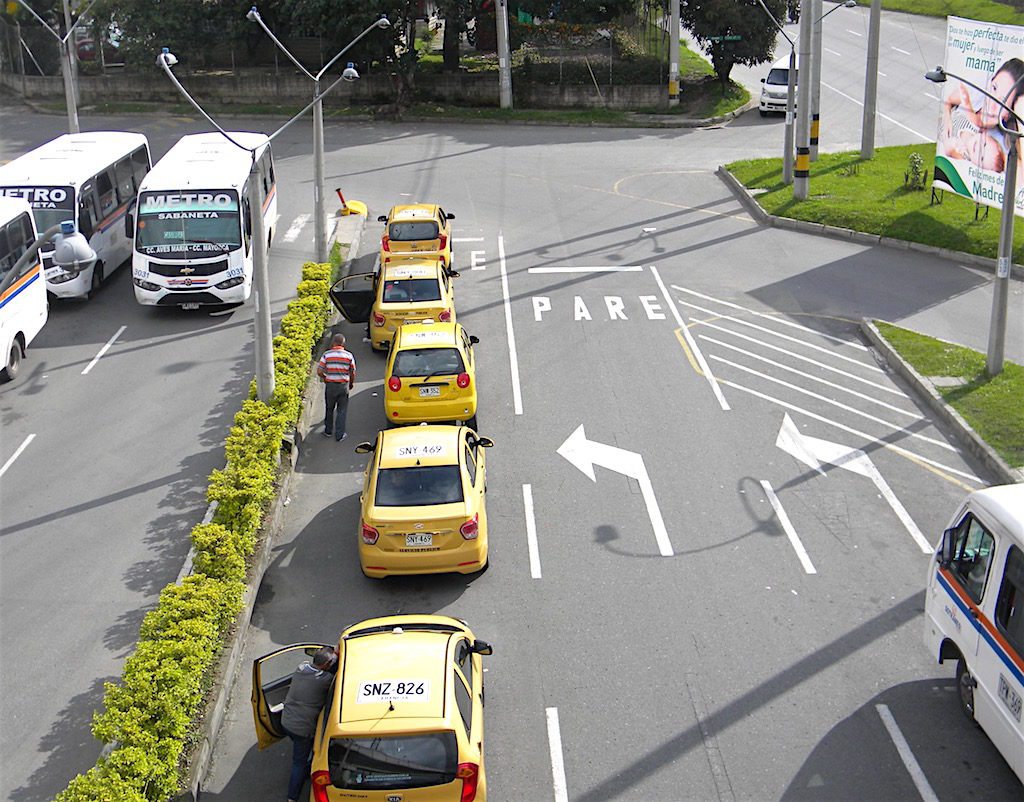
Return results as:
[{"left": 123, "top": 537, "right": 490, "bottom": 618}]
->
[
  {"left": 926, "top": 66, "right": 1022, "bottom": 377},
  {"left": 246, "top": 8, "right": 391, "bottom": 263}
]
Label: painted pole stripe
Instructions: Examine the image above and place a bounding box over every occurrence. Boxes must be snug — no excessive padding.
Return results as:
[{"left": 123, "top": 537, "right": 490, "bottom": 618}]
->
[
  {"left": 876, "top": 705, "right": 940, "bottom": 802},
  {"left": 527, "top": 265, "right": 643, "bottom": 273},
  {"left": 546, "top": 707, "right": 569, "bottom": 802},
  {"left": 82, "top": 325, "right": 126, "bottom": 375},
  {"left": 761, "top": 480, "right": 817, "bottom": 574},
  {"left": 523, "top": 484, "right": 542, "bottom": 579},
  {"left": 498, "top": 234, "right": 523, "bottom": 415},
  {"left": 0, "top": 434, "right": 35, "bottom": 478}
]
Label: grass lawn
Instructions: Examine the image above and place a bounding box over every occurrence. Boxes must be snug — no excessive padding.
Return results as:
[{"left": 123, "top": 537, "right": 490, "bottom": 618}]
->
[
  {"left": 726, "top": 143, "right": 1024, "bottom": 263},
  {"left": 861, "top": 0, "right": 1024, "bottom": 25},
  {"left": 874, "top": 322, "right": 1024, "bottom": 467}
]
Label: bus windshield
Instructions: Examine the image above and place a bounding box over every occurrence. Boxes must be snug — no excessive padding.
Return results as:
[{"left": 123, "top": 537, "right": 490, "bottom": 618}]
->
[{"left": 136, "top": 189, "right": 241, "bottom": 257}]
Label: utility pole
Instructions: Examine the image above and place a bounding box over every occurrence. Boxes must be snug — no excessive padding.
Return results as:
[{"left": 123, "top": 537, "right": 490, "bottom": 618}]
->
[
  {"left": 17, "top": 0, "right": 82, "bottom": 133},
  {"left": 668, "top": 0, "right": 679, "bottom": 107},
  {"left": 810, "top": 0, "right": 823, "bottom": 160},
  {"left": 496, "top": 0, "right": 512, "bottom": 108},
  {"left": 861, "top": 0, "right": 881, "bottom": 158},
  {"left": 794, "top": 5, "right": 813, "bottom": 199},
  {"left": 248, "top": 167, "right": 275, "bottom": 400},
  {"left": 61, "top": 0, "right": 80, "bottom": 105},
  {"left": 988, "top": 132, "right": 1017, "bottom": 376}
]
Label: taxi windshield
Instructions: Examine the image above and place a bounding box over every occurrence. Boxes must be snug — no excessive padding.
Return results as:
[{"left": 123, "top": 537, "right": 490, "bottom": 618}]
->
[
  {"left": 328, "top": 731, "right": 457, "bottom": 790},
  {"left": 389, "top": 221, "right": 438, "bottom": 241},
  {"left": 382, "top": 278, "right": 442, "bottom": 304},
  {"left": 392, "top": 347, "right": 464, "bottom": 378},
  {"left": 375, "top": 466, "right": 463, "bottom": 507}
]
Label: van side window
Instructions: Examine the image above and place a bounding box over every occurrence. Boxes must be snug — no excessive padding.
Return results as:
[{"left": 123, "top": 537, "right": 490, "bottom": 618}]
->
[
  {"left": 995, "top": 546, "right": 1024, "bottom": 655},
  {"left": 0, "top": 224, "right": 12, "bottom": 280},
  {"left": 96, "top": 169, "right": 118, "bottom": 217},
  {"left": 950, "top": 515, "right": 996, "bottom": 604},
  {"left": 132, "top": 148, "right": 150, "bottom": 188}
]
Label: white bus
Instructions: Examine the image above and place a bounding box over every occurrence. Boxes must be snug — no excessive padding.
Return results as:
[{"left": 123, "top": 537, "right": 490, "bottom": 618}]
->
[
  {"left": 0, "top": 132, "right": 151, "bottom": 299},
  {"left": 924, "top": 484, "right": 1024, "bottom": 784},
  {"left": 0, "top": 198, "right": 47, "bottom": 380},
  {"left": 129, "top": 132, "right": 277, "bottom": 309}
]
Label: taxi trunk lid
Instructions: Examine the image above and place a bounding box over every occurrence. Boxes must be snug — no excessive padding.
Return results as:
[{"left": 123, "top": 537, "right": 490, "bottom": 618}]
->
[{"left": 369, "top": 503, "right": 471, "bottom": 553}]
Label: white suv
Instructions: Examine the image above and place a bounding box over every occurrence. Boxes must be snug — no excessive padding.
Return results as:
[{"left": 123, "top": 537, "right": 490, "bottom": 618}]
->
[{"left": 759, "top": 56, "right": 798, "bottom": 116}]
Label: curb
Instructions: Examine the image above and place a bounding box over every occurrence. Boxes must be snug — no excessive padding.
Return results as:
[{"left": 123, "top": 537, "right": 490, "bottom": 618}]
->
[
  {"left": 715, "top": 166, "right": 1024, "bottom": 281},
  {"left": 174, "top": 214, "right": 367, "bottom": 802},
  {"left": 860, "top": 319, "right": 1024, "bottom": 486}
]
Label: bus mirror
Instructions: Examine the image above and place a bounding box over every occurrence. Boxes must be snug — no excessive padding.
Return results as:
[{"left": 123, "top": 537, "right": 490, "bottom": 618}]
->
[{"left": 938, "top": 527, "right": 955, "bottom": 566}]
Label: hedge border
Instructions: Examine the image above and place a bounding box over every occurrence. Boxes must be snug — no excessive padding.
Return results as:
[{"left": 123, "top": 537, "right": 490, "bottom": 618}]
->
[{"left": 55, "top": 261, "right": 335, "bottom": 802}]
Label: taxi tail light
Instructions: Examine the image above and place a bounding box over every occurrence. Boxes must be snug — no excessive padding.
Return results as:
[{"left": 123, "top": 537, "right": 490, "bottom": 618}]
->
[
  {"left": 311, "top": 770, "right": 331, "bottom": 802},
  {"left": 438, "top": 233, "right": 448, "bottom": 251},
  {"left": 372, "top": 311, "right": 386, "bottom": 327},
  {"left": 439, "top": 308, "right": 452, "bottom": 322},
  {"left": 381, "top": 234, "right": 391, "bottom": 252},
  {"left": 456, "top": 372, "right": 470, "bottom": 389},
  {"left": 458, "top": 762, "right": 479, "bottom": 802},
  {"left": 388, "top": 376, "right": 402, "bottom": 392},
  {"left": 460, "top": 513, "right": 479, "bottom": 540},
  {"left": 361, "top": 522, "right": 379, "bottom": 545}
]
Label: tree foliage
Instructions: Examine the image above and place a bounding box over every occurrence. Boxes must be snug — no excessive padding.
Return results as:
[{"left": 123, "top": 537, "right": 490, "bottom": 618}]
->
[
  {"left": 680, "top": 0, "right": 785, "bottom": 86},
  {"left": 517, "top": 0, "right": 635, "bottom": 22}
]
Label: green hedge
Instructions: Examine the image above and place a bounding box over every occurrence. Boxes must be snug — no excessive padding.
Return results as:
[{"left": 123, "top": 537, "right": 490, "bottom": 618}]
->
[{"left": 56, "top": 261, "right": 334, "bottom": 801}]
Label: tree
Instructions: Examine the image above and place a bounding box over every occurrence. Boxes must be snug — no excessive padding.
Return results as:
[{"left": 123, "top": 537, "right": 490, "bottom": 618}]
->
[
  {"left": 435, "top": 0, "right": 476, "bottom": 72},
  {"left": 679, "top": 0, "right": 785, "bottom": 87},
  {"left": 517, "top": 0, "right": 634, "bottom": 22}
]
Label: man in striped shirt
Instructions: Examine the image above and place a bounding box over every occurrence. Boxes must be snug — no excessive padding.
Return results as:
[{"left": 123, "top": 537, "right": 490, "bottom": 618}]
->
[{"left": 317, "top": 333, "right": 356, "bottom": 441}]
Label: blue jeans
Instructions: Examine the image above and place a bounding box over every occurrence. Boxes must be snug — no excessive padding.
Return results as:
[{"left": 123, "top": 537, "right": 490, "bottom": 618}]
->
[
  {"left": 324, "top": 383, "right": 350, "bottom": 440},
  {"left": 285, "top": 730, "right": 315, "bottom": 801}
]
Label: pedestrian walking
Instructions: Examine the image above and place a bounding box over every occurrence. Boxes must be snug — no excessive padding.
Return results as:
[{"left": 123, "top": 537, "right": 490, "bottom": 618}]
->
[
  {"left": 317, "top": 333, "right": 356, "bottom": 441},
  {"left": 280, "top": 646, "right": 338, "bottom": 802}
]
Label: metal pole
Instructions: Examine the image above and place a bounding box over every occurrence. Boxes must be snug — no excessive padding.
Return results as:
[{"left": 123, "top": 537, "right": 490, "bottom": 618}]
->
[
  {"left": 61, "top": 0, "right": 79, "bottom": 105},
  {"left": 668, "top": 0, "right": 679, "bottom": 107},
  {"left": 810, "top": 0, "right": 823, "bottom": 160},
  {"left": 987, "top": 134, "right": 1017, "bottom": 376},
  {"left": 794, "top": 7, "right": 813, "bottom": 199},
  {"left": 60, "top": 31, "right": 79, "bottom": 132},
  {"left": 861, "top": 0, "right": 881, "bottom": 158},
  {"left": 248, "top": 161, "right": 275, "bottom": 400},
  {"left": 496, "top": 0, "right": 512, "bottom": 108},
  {"left": 784, "top": 45, "right": 796, "bottom": 184},
  {"left": 313, "top": 82, "right": 327, "bottom": 263}
]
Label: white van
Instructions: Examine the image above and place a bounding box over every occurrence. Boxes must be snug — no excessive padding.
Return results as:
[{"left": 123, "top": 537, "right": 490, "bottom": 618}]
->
[
  {"left": 924, "top": 484, "right": 1024, "bottom": 784},
  {"left": 0, "top": 197, "right": 47, "bottom": 380},
  {"left": 759, "top": 55, "right": 798, "bottom": 116},
  {"left": 0, "top": 132, "right": 151, "bottom": 299}
]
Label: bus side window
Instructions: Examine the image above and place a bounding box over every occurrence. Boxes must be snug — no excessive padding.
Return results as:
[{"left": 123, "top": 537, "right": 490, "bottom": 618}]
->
[
  {"left": 79, "top": 191, "right": 98, "bottom": 240},
  {"left": 0, "top": 224, "right": 12, "bottom": 280},
  {"left": 241, "top": 196, "right": 252, "bottom": 255},
  {"left": 96, "top": 169, "right": 118, "bottom": 218},
  {"left": 115, "top": 157, "right": 136, "bottom": 204},
  {"left": 132, "top": 147, "right": 150, "bottom": 189},
  {"left": 995, "top": 546, "right": 1024, "bottom": 655},
  {"left": 15, "top": 214, "right": 34, "bottom": 276},
  {"left": 260, "top": 154, "right": 271, "bottom": 196},
  {"left": 950, "top": 515, "right": 997, "bottom": 604}
]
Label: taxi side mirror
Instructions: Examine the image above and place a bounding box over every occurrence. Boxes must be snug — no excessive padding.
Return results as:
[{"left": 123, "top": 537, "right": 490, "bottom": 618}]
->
[
  {"left": 448, "top": 269, "right": 460, "bottom": 278},
  {"left": 354, "top": 442, "right": 375, "bottom": 454},
  {"left": 469, "top": 335, "right": 479, "bottom": 345},
  {"left": 471, "top": 640, "right": 492, "bottom": 655},
  {"left": 446, "top": 212, "right": 456, "bottom": 220},
  {"left": 377, "top": 214, "right": 388, "bottom": 222},
  {"left": 475, "top": 437, "right": 494, "bottom": 448},
  {"left": 938, "top": 527, "right": 956, "bottom": 566}
]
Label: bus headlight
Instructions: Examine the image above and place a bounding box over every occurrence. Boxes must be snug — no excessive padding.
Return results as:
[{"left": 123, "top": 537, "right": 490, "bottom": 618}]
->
[
  {"left": 133, "top": 277, "right": 161, "bottom": 291},
  {"left": 49, "top": 270, "right": 80, "bottom": 284},
  {"left": 215, "top": 275, "right": 245, "bottom": 290}
]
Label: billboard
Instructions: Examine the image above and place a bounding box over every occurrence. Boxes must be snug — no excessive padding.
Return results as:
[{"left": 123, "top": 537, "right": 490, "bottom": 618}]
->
[{"left": 934, "top": 16, "right": 1024, "bottom": 216}]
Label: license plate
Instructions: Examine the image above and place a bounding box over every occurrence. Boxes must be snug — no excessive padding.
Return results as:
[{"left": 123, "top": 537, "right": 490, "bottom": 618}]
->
[
  {"left": 181, "top": 303, "right": 200, "bottom": 310},
  {"left": 405, "top": 533, "right": 433, "bottom": 547},
  {"left": 418, "top": 386, "right": 440, "bottom": 397}
]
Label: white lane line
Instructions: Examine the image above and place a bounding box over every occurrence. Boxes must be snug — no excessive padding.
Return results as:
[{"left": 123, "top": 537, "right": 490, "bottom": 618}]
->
[
  {"left": 709, "top": 353, "right": 956, "bottom": 452},
  {"left": 760, "top": 480, "right": 817, "bottom": 574},
  {"left": 523, "top": 484, "right": 542, "bottom": 579},
  {"left": 700, "top": 335, "right": 922, "bottom": 418},
  {"left": 876, "top": 704, "right": 940, "bottom": 802},
  {"left": 923, "top": 91, "right": 941, "bottom": 101},
  {"left": 82, "top": 325, "right": 127, "bottom": 375},
  {"left": 821, "top": 81, "right": 931, "bottom": 140},
  {"left": 681, "top": 301, "right": 883, "bottom": 372},
  {"left": 693, "top": 320, "right": 903, "bottom": 395},
  {"left": 892, "top": 46, "right": 912, "bottom": 55},
  {"left": 281, "top": 213, "right": 311, "bottom": 243},
  {"left": 847, "top": 29, "right": 862, "bottom": 37},
  {"left": 528, "top": 265, "right": 643, "bottom": 273},
  {"left": 652, "top": 266, "right": 730, "bottom": 411},
  {"left": 546, "top": 707, "right": 569, "bottom": 802},
  {"left": 671, "top": 285, "right": 868, "bottom": 350},
  {"left": 498, "top": 234, "right": 523, "bottom": 415},
  {"left": 825, "top": 47, "right": 843, "bottom": 57},
  {"left": 721, "top": 378, "right": 981, "bottom": 482},
  {"left": 0, "top": 434, "right": 35, "bottom": 478},
  {"left": 878, "top": 71, "right": 888, "bottom": 78},
  {"left": 453, "top": 237, "right": 484, "bottom": 242}
]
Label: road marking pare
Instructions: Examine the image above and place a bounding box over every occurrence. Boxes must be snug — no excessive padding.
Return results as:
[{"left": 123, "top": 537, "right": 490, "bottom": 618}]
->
[
  {"left": 357, "top": 679, "right": 431, "bottom": 703},
  {"left": 531, "top": 295, "right": 666, "bottom": 321}
]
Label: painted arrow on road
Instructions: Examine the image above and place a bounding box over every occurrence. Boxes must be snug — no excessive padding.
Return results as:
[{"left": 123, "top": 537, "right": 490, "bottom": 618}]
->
[
  {"left": 776, "top": 414, "right": 932, "bottom": 553},
  {"left": 557, "top": 425, "right": 674, "bottom": 557}
]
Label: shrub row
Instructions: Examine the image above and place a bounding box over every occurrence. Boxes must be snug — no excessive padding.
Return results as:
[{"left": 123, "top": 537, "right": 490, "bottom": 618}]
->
[{"left": 56, "top": 261, "right": 334, "bottom": 801}]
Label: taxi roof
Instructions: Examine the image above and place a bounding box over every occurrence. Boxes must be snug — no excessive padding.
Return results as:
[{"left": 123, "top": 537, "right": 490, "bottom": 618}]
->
[
  {"left": 383, "top": 259, "right": 444, "bottom": 280},
  {"left": 377, "top": 425, "right": 464, "bottom": 469},
  {"left": 388, "top": 204, "right": 439, "bottom": 221},
  {"left": 394, "top": 321, "right": 459, "bottom": 349}
]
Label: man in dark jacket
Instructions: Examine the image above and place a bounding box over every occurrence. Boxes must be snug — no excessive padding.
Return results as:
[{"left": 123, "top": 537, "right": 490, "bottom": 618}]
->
[{"left": 281, "top": 646, "right": 338, "bottom": 802}]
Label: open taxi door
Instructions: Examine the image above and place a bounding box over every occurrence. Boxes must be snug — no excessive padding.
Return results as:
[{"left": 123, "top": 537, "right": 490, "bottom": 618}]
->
[
  {"left": 251, "top": 643, "right": 330, "bottom": 750},
  {"left": 329, "top": 273, "right": 375, "bottom": 324}
]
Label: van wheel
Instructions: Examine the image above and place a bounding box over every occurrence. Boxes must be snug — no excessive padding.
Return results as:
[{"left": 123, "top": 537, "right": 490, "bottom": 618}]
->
[
  {"left": 956, "top": 658, "right": 977, "bottom": 722},
  {"left": 2, "top": 338, "right": 23, "bottom": 381},
  {"left": 759, "top": 109, "right": 768, "bottom": 117},
  {"left": 89, "top": 262, "right": 104, "bottom": 298}
]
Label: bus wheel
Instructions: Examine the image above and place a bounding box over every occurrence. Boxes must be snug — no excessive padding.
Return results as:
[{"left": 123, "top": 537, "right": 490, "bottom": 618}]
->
[
  {"left": 2, "top": 338, "right": 23, "bottom": 382},
  {"left": 956, "top": 658, "right": 977, "bottom": 722},
  {"left": 89, "top": 262, "right": 104, "bottom": 298}
]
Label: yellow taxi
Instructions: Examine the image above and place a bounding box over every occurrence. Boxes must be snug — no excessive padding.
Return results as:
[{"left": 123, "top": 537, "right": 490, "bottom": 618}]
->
[
  {"left": 252, "top": 614, "right": 493, "bottom": 801},
  {"left": 378, "top": 204, "right": 455, "bottom": 269},
  {"left": 328, "top": 258, "right": 458, "bottom": 352},
  {"left": 385, "top": 322, "right": 478, "bottom": 428},
  {"left": 354, "top": 425, "right": 492, "bottom": 578}
]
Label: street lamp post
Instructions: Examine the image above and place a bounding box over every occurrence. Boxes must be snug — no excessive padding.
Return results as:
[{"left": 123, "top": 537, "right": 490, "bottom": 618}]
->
[
  {"left": 926, "top": 67, "right": 1023, "bottom": 377},
  {"left": 754, "top": 0, "right": 796, "bottom": 184},
  {"left": 246, "top": 8, "right": 391, "bottom": 264},
  {"left": 158, "top": 31, "right": 383, "bottom": 401},
  {"left": 496, "top": 0, "right": 513, "bottom": 108},
  {"left": 810, "top": 1, "right": 857, "bottom": 161},
  {"left": 668, "top": 0, "right": 679, "bottom": 107},
  {"left": 861, "top": 0, "right": 882, "bottom": 158}
]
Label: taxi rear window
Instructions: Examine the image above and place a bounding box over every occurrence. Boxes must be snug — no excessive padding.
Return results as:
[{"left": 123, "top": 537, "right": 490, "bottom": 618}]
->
[
  {"left": 328, "top": 731, "right": 457, "bottom": 790},
  {"left": 375, "top": 466, "right": 464, "bottom": 507},
  {"left": 382, "top": 278, "right": 442, "bottom": 303},
  {"left": 392, "top": 347, "right": 464, "bottom": 378},
  {"left": 389, "top": 221, "right": 439, "bottom": 241}
]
